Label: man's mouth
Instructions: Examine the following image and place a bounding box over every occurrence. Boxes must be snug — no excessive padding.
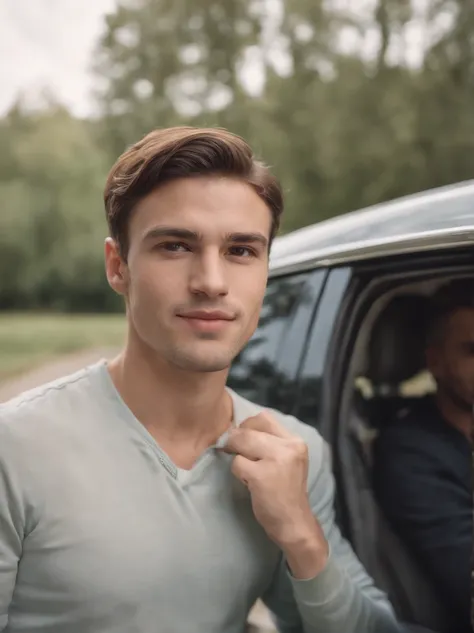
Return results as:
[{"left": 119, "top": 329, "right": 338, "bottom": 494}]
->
[
  {"left": 177, "top": 310, "right": 236, "bottom": 332},
  {"left": 178, "top": 310, "right": 235, "bottom": 321}
]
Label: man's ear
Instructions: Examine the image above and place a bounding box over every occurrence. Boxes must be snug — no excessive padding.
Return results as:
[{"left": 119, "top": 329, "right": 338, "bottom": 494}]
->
[{"left": 105, "top": 238, "right": 128, "bottom": 296}]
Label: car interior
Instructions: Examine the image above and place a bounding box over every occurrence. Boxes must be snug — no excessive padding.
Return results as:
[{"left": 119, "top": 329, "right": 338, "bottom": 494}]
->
[{"left": 337, "top": 274, "right": 472, "bottom": 633}]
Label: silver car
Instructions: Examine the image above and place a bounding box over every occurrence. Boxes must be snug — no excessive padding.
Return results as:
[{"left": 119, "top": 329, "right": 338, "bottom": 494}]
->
[{"left": 236, "top": 179, "right": 474, "bottom": 633}]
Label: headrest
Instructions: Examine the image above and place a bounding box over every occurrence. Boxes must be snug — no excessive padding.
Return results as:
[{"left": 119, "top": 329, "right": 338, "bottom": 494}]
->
[{"left": 367, "top": 294, "right": 431, "bottom": 387}]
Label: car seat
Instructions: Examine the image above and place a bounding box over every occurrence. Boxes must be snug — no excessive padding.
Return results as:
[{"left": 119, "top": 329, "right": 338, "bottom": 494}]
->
[{"left": 345, "top": 294, "right": 453, "bottom": 632}]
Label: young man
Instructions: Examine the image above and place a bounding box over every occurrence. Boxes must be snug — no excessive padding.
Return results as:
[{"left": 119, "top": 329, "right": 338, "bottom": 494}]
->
[
  {"left": 374, "top": 279, "right": 474, "bottom": 633},
  {"left": 0, "top": 127, "right": 399, "bottom": 632}
]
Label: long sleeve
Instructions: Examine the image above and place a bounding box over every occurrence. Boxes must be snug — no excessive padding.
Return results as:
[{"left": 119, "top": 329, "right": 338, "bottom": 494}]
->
[
  {"left": 0, "top": 423, "right": 25, "bottom": 631},
  {"left": 262, "top": 442, "right": 400, "bottom": 633},
  {"left": 373, "top": 423, "right": 472, "bottom": 633}
]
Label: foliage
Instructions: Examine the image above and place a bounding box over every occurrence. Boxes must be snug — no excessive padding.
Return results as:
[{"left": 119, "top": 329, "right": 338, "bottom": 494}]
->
[
  {"left": 0, "top": 104, "right": 122, "bottom": 311},
  {"left": 1, "top": 0, "right": 473, "bottom": 310}
]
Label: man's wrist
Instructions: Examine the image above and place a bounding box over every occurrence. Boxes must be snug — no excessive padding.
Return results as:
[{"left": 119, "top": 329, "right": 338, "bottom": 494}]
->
[{"left": 279, "top": 523, "right": 329, "bottom": 580}]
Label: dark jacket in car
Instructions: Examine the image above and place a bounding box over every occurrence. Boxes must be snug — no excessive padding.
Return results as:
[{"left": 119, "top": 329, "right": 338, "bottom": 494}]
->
[{"left": 372, "top": 397, "right": 473, "bottom": 633}]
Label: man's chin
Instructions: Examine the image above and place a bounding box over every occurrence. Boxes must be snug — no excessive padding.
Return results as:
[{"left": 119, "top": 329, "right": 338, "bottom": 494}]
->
[
  {"left": 181, "top": 361, "right": 231, "bottom": 373},
  {"left": 171, "top": 352, "right": 232, "bottom": 374}
]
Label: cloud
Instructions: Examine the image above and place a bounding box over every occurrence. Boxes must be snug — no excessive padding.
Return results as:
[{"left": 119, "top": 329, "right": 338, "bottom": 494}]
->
[{"left": 0, "top": 0, "right": 117, "bottom": 116}]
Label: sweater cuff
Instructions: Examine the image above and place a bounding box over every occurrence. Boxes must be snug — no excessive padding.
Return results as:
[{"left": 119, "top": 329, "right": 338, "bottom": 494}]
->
[{"left": 288, "top": 552, "right": 346, "bottom": 606}]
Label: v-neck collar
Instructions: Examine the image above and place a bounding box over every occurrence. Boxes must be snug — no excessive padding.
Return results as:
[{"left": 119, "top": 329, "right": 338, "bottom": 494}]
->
[{"left": 93, "top": 359, "right": 259, "bottom": 486}]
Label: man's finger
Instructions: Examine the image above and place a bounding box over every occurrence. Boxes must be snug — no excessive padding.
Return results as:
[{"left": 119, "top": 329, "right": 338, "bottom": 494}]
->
[
  {"left": 240, "top": 410, "right": 293, "bottom": 439},
  {"left": 231, "top": 454, "right": 259, "bottom": 486},
  {"left": 220, "top": 428, "right": 281, "bottom": 461}
]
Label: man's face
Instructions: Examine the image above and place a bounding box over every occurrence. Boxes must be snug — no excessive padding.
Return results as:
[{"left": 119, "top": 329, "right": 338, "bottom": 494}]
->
[
  {"left": 109, "top": 176, "right": 271, "bottom": 373},
  {"left": 427, "top": 308, "right": 474, "bottom": 412}
]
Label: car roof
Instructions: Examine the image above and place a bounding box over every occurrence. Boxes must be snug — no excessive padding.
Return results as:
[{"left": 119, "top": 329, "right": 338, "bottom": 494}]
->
[{"left": 270, "top": 180, "right": 474, "bottom": 275}]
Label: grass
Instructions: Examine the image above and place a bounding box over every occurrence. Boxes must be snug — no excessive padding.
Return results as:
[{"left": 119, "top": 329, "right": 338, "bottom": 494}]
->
[{"left": 0, "top": 313, "right": 127, "bottom": 382}]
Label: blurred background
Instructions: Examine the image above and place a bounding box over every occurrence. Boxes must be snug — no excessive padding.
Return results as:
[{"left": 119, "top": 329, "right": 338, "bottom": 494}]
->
[{"left": 1, "top": 0, "right": 473, "bottom": 390}]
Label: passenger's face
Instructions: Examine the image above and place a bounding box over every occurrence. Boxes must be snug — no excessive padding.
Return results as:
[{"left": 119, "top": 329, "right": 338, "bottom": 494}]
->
[
  {"left": 106, "top": 176, "right": 271, "bottom": 373},
  {"left": 427, "top": 308, "right": 474, "bottom": 412}
]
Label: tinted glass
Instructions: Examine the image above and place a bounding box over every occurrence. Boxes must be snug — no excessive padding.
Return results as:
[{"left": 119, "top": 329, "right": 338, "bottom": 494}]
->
[
  {"left": 269, "top": 270, "right": 327, "bottom": 415},
  {"left": 227, "top": 272, "right": 310, "bottom": 406},
  {"left": 295, "top": 267, "right": 351, "bottom": 428}
]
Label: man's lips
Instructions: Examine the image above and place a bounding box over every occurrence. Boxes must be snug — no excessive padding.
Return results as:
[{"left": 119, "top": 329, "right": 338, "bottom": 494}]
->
[
  {"left": 177, "top": 310, "right": 235, "bottom": 321},
  {"left": 177, "top": 310, "right": 236, "bottom": 332}
]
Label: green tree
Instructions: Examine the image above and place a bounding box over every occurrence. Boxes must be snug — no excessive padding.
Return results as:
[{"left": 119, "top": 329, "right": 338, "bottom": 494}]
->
[
  {"left": 409, "top": 0, "right": 474, "bottom": 190},
  {"left": 2, "top": 0, "right": 474, "bottom": 313},
  {"left": 0, "top": 102, "right": 119, "bottom": 311},
  {"left": 95, "top": 0, "right": 264, "bottom": 154}
]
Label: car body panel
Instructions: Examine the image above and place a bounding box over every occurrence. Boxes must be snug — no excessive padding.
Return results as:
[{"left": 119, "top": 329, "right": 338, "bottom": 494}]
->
[{"left": 270, "top": 180, "right": 474, "bottom": 275}]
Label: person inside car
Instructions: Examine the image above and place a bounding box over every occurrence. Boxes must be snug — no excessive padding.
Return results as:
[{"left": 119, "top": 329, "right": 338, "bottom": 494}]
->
[{"left": 373, "top": 278, "right": 473, "bottom": 633}]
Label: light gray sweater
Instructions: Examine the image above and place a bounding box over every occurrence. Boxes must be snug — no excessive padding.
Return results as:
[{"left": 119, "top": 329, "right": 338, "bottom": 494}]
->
[{"left": 0, "top": 361, "right": 400, "bottom": 632}]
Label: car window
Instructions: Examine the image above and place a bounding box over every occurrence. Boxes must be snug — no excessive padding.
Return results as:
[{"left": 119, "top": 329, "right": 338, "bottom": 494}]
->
[
  {"left": 269, "top": 269, "right": 327, "bottom": 415},
  {"left": 295, "top": 267, "right": 351, "bottom": 428},
  {"left": 227, "top": 272, "right": 312, "bottom": 406}
]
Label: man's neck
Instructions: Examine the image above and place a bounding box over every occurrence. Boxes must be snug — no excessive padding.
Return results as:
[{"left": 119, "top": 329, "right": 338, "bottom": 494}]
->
[
  {"left": 107, "top": 343, "right": 233, "bottom": 447},
  {"left": 435, "top": 395, "right": 472, "bottom": 442}
]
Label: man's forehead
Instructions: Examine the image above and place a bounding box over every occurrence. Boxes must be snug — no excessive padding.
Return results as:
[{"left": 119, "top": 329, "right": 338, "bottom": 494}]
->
[
  {"left": 131, "top": 179, "right": 272, "bottom": 236},
  {"left": 446, "top": 308, "right": 474, "bottom": 340}
]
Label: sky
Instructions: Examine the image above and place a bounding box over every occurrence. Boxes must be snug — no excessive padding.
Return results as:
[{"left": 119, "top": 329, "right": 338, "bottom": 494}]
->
[
  {"left": 0, "top": 0, "right": 452, "bottom": 118},
  {"left": 0, "top": 0, "right": 117, "bottom": 117}
]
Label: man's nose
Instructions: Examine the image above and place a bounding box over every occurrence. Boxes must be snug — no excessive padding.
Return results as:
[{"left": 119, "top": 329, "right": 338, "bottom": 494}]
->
[{"left": 188, "top": 250, "right": 228, "bottom": 298}]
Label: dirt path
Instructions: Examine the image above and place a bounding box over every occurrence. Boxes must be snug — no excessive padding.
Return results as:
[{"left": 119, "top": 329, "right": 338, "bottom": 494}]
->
[{"left": 0, "top": 348, "right": 276, "bottom": 631}]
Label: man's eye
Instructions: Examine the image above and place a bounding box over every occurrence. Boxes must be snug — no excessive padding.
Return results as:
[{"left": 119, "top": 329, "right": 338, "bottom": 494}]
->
[
  {"left": 229, "top": 246, "right": 255, "bottom": 258},
  {"left": 160, "top": 242, "right": 189, "bottom": 252}
]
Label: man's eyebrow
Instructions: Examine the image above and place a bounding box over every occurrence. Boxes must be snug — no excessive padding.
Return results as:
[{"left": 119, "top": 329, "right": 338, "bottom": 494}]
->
[
  {"left": 143, "top": 227, "right": 200, "bottom": 242},
  {"left": 142, "top": 227, "right": 268, "bottom": 248},
  {"left": 227, "top": 232, "right": 268, "bottom": 247}
]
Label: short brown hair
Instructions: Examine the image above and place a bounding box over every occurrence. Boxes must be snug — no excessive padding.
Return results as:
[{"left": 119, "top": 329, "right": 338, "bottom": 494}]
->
[
  {"left": 428, "top": 277, "right": 474, "bottom": 345},
  {"left": 104, "top": 126, "right": 283, "bottom": 260}
]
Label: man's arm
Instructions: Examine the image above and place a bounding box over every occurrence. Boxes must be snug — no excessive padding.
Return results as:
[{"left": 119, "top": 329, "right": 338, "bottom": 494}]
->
[
  {"left": 374, "top": 428, "right": 471, "bottom": 627},
  {"left": 262, "top": 442, "right": 400, "bottom": 633},
  {"left": 0, "top": 422, "right": 25, "bottom": 631}
]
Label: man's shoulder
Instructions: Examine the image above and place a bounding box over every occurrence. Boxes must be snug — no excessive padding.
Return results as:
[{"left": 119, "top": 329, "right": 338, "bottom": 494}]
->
[
  {"left": 376, "top": 397, "right": 444, "bottom": 444},
  {"left": 373, "top": 397, "right": 451, "bottom": 474},
  {"left": 0, "top": 362, "right": 105, "bottom": 437}
]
